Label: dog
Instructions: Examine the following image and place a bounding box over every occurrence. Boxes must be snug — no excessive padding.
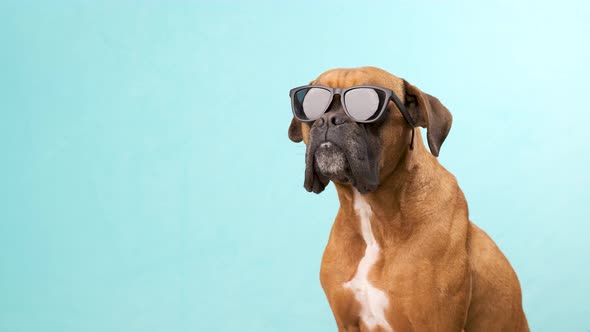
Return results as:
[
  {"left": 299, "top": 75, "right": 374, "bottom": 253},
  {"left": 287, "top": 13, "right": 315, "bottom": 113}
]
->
[{"left": 287, "top": 67, "right": 528, "bottom": 331}]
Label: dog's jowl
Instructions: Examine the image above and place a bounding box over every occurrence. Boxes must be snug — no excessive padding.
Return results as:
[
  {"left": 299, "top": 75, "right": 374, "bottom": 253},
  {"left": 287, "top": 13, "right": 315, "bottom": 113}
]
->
[{"left": 288, "top": 67, "right": 529, "bottom": 331}]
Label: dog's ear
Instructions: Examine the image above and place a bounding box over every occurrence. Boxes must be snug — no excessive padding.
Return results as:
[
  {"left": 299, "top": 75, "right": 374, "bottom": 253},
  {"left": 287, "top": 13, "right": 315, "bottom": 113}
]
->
[
  {"left": 288, "top": 117, "right": 303, "bottom": 142},
  {"left": 403, "top": 80, "right": 453, "bottom": 157}
]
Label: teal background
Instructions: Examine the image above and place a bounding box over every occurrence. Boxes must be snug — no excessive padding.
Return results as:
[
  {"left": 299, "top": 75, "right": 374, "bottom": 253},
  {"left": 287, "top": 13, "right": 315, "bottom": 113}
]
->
[{"left": 1, "top": 1, "right": 589, "bottom": 331}]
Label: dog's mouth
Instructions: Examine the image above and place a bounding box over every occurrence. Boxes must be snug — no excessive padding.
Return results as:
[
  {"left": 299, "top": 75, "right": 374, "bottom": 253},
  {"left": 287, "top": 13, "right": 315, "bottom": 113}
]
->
[
  {"left": 302, "top": 117, "right": 382, "bottom": 194},
  {"left": 304, "top": 137, "right": 380, "bottom": 194},
  {"left": 313, "top": 142, "right": 353, "bottom": 184}
]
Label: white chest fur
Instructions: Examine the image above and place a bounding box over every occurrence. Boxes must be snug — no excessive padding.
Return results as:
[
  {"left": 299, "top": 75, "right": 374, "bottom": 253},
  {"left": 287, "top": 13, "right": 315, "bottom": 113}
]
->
[{"left": 343, "top": 190, "right": 393, "bottom": 332}]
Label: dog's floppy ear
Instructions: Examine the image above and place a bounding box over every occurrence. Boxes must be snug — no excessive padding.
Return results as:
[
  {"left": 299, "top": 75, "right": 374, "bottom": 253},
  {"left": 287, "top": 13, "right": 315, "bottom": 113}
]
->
[
  {"left": 403, "top": 80, "right": 453, "bottom": 157},
  {"left": 288, "top": 118, "right": 303, "bottom": 142}
]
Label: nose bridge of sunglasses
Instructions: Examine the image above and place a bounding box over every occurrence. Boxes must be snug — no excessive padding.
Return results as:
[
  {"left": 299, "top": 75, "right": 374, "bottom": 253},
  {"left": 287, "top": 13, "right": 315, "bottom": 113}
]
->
[{"left": 325, "top": 94, "right": 345, "bottom": 114}]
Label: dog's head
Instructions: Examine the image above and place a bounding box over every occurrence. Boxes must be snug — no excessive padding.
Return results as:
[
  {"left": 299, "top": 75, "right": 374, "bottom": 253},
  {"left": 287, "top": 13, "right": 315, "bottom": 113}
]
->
[{"left": 288, "top": 67, "right": 452, "bottom": 194}]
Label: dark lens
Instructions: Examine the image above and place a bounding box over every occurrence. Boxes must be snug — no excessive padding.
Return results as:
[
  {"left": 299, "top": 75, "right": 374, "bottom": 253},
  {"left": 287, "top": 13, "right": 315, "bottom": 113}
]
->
[
  {"left": 343, "top": 88, "right": 382, "bottom": 121},
  {"left": 294, "top": 88, "right": 331, "bottom": 121}
]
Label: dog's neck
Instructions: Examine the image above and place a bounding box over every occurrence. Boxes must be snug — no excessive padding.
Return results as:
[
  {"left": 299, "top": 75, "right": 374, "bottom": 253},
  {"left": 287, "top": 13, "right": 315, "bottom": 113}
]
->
[{"left": 333, "top": 138, "right": 464, "bottom": 245}]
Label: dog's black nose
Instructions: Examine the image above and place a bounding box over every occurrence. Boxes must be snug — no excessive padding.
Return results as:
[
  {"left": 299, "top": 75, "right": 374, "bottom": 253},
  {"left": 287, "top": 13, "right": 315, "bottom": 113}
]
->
[
  {"left": 327, "top": 112, "right": 347, "bottom": 126},
  {"left": 316, "top": 109, "right": 348, "bottom": 128}
]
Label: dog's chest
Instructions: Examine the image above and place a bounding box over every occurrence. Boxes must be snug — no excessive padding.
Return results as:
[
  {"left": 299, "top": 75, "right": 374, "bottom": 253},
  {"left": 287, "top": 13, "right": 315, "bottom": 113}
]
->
[{"left": 342, "top": 191, "right": 393, "bottom": 332}]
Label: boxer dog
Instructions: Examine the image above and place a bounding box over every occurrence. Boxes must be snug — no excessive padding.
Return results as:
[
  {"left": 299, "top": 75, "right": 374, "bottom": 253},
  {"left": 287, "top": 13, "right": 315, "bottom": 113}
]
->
[{"left": 287, "top": 67, "right": 528, "bottom": 331}]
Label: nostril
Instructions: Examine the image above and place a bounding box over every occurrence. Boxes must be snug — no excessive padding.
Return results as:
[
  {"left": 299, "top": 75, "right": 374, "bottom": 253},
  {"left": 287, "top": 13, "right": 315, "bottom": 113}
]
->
[
  {"left": 330, "top": 114, "right": 346, "bottom": 126},
  {"left": 316, "top": 118, "right": 326, "bottom": 127}
]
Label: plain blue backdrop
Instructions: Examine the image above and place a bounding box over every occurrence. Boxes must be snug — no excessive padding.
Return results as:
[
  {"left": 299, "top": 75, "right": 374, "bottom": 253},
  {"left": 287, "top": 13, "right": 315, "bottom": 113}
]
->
[{"left": 1, "top": 1, "right": 589, "bottom": 331}]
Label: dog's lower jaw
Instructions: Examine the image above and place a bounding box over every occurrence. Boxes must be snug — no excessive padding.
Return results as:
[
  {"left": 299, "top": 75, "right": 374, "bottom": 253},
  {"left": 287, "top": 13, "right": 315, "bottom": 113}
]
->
[
  {"left": 304, "top": 138, "right": 380, "bottom": 194},
  {"left": 314, "top": 142, "right": 352, "bottom": 184}
]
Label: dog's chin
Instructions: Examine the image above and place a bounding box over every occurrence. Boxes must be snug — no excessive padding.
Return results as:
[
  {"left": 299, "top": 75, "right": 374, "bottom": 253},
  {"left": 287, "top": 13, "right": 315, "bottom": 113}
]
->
[
  {"left": 313, "top": 142, "right": 353, "bottom": 185},
  {"left": 305, "top": 140, "right": 380, "bottom": 194}
]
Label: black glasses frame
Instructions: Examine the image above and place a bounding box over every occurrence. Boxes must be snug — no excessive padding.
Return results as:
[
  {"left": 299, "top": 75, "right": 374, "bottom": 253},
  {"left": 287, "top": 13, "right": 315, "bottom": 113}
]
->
[{"left": 289, "top": 85, "right": 415, "bottom": 127}]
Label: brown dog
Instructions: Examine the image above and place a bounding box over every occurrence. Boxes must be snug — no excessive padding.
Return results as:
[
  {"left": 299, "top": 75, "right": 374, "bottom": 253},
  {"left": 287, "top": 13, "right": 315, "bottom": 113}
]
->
[{"left": 288, "top": 67, "right": 528, "bottom": 331}]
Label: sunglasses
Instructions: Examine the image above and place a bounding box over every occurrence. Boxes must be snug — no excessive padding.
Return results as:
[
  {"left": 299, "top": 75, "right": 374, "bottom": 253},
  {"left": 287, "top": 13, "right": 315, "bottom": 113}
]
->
[{"left": 289, "top": 85, "right": 415, "bottom": 127}]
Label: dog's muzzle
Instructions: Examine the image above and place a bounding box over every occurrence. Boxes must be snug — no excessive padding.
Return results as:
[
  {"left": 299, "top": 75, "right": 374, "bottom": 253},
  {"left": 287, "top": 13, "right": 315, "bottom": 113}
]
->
[
  {"left": 303, "top": 113, "right": 380, "bottom": 194},
  {"left": 314, "top": 142, "right": 352, "bottom": 184}
]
